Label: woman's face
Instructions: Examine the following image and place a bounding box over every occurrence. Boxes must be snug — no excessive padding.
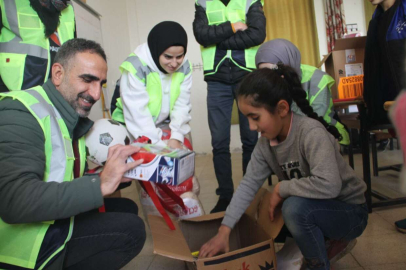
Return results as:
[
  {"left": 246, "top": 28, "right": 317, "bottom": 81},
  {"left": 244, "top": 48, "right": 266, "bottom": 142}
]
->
[
  {"left": 258, "top": 62, "right": 278, "bottom": 69},
  {"left": 159, "top": 46, "right": 185, "bottom": 74}
]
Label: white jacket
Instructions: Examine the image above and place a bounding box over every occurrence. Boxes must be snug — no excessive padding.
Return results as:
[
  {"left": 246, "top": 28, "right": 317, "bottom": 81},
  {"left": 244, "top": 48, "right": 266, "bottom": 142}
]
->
[{"left": 120, "top": 43, "right": 192, "bottom": 147}]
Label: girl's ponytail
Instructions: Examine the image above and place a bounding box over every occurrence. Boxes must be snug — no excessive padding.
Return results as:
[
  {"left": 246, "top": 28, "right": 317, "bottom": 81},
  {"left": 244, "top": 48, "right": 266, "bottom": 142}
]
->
[{"left": 275, "top": 62, "right": 343, "bottom": 141}]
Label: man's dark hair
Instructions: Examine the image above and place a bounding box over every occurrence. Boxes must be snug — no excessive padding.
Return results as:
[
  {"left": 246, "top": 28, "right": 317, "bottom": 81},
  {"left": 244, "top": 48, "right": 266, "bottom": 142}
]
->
[{"left": 54, "top": 38, "right": 107, "bottom": 69}]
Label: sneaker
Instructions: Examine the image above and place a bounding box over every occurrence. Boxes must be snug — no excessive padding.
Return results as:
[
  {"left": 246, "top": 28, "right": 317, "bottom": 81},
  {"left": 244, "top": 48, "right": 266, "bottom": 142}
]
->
[
  {"left": 395, "top": 218, "right": 406, "bottom": 233},
  {"left": 327, "top": 239, "right": 357, "bottom": 264},
  {"left": 210, "top": 198, "right": 231, "bottom": 213}
]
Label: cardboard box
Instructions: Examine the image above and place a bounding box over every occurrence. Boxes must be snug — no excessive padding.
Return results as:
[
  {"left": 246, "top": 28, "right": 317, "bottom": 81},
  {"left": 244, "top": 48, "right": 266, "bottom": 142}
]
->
[
  {"left": 148, "top": 188, "right": 285, "bottom": 269},
  {"left": 318, "top": 36, "right": 367, "bottom": 99},
  {"left": 125, "top": 143, "right": 195, "bottom": 186}
]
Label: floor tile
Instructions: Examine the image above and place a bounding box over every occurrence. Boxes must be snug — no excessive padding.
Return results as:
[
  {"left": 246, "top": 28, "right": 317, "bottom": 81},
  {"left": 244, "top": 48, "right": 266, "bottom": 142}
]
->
[
  {"left": 352, "top": 233, "right": 406, "bottom": 266},
  {"left": 122, "top": 255, "right": 155, "bottom": 270},
  {"left": 332, "top": 253, "right": 361, "bottom": 269},
  {"left": 361, "top": 213, "right": 398, "bottom": 237},
  {"left": 364, "top": 263, "right": 406, "bottom": 270},
  {"left": 375, "top": 206, "right": 406, "bottom": 225},
  {"left": 147, "top": 255, "right": 187, "bottom": 270}
]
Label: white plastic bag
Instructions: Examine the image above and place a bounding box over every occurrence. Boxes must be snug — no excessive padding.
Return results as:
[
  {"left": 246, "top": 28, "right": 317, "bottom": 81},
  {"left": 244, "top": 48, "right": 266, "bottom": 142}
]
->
[{"left": 276, "top": 237, "right": 303, "bottom": 270}]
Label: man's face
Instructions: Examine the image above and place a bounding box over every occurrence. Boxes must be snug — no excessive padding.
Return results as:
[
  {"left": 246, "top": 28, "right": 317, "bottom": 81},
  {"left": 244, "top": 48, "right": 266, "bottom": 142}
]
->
[{"left": 54, "top": 52, "right": 107, "bottom": 117}]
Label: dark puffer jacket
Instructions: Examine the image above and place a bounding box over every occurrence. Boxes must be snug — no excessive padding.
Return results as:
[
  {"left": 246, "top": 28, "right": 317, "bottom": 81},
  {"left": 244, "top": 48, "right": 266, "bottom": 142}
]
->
[{"left": 193, "top": 0, "right": 266, "bottom": 84}]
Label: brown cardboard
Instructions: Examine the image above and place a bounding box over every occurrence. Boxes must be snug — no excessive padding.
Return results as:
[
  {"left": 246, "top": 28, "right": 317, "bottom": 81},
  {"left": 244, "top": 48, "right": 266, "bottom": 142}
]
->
[
  {"left": 148, "top": 188, "right": 284, "bottom": 270},
  {"left": 317, "top": 36, "right": 367, "bottom": 99}
]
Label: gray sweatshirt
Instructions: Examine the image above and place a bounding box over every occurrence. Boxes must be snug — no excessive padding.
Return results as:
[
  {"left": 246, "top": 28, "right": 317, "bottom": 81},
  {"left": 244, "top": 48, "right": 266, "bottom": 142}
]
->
[{"left": 222, "top": 114, "right": 367, "bottom": 229}]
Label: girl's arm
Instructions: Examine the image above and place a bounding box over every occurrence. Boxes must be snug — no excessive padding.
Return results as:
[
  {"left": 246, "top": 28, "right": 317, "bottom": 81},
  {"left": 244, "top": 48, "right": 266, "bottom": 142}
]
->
[
  {"left": 120, "top": 71, "right": 165, "bottom": 147},
  {"left": 169, "top": 62, "right": 193, "bottom": 143},
  {"left": 199, "top": 138, "right": 271, "bottom": 258},
  {"left": 278, "top": 127, "right": 342, "bottom": 199},
  {"left": 222, "top": 138, "right": 272, "bottom": 229}
]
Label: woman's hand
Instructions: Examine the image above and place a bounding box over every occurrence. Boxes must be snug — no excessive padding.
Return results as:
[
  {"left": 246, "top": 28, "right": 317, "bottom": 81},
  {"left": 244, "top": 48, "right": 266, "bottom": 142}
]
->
[
  {"left": 167, "top": 139, "right": 183, "bottom": 149},
  {"left": 199, "top": 225, "right": 231, "bottom": 258},
  {"left": 269, "top": 182, "right": 284, "bottom": 221}
]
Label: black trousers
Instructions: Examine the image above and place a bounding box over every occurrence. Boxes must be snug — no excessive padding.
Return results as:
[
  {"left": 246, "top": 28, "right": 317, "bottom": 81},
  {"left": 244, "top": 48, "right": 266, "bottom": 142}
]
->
[{"left": 48, "top": 198, "right": 146, "bottom": 270}]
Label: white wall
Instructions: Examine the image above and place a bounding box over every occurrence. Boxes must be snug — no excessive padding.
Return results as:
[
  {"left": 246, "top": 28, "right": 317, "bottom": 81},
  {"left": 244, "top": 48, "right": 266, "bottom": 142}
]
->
[
  {"left": 314, "top": 0, "right": 328, "bottom": 63},
  {"left": 343, "top": 0, "right": 367, "bottom": 36}
]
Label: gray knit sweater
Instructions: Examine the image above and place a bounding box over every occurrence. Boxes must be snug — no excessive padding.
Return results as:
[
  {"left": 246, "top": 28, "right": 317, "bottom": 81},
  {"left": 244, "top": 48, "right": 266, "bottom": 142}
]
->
[{"left": 222, "top": 114, "right": 367, "bottom": 229}]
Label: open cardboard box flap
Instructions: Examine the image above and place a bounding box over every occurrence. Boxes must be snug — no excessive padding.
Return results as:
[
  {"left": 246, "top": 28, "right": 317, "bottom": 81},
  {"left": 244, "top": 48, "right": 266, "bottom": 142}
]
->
[
  {"left": 148, "top": 188, "right": 284, "bottom": 263},
  {"left": 317, "top": 36, "right": 367, "bottom": 68}
]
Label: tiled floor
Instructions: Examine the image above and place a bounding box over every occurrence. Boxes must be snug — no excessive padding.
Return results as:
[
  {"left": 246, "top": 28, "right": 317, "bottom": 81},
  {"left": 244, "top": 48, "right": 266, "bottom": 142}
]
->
[{"left": 121, "top": 147, "right": 406, "bottom": 270}]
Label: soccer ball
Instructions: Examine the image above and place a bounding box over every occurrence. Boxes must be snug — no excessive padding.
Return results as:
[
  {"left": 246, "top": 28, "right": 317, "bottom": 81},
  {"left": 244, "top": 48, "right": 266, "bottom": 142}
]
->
[{"left": 85, "top": 119, "right": 131, "bottom": 166}]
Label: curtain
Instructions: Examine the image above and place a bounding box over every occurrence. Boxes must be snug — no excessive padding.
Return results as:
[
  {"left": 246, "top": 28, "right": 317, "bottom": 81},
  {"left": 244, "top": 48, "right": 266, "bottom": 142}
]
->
[
  {"left": 364, "top": 0, "right": 376, "bottom": 32},
  {"left": 325, "top": 0, "right": 347, "bottom": 52},
  {"left": 263, "top": 0, "right": 320, "bottom": 66}
]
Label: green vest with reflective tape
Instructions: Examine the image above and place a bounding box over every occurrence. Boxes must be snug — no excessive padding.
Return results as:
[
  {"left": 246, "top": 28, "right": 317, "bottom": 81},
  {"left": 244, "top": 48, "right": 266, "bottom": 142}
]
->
[
  {"left": 301, "top": 64, "right": 350, "bottom": 145},
  {"left": 196, "top": 0, "right": 262, "bottom": 75},
  {"left": 0, "top": 86, "right": 86, "bottom": 269},
  {"left": 112, "top": 53, "right": 192, "bottom": 123},
  {"left": 0, "top": 0, "right": 75, "bottom": 91}
]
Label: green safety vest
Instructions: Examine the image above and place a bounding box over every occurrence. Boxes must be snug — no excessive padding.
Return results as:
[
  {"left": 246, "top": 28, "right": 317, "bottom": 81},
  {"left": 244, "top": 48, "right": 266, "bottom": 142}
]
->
[
  {"left": 196, "top": 0, "right": 263, "bottom": 75},
  {"left": 112, "top": 53, "right": 192, "bottom": 123},
  {"left": 0, "top": 0, "right": 75, "bottom": 91},
  {"left": 301, "top": 64, "right": 350, "bottom": 145},
  {"left": 0, "top": 86, "right": 86, "bottom": 269}
]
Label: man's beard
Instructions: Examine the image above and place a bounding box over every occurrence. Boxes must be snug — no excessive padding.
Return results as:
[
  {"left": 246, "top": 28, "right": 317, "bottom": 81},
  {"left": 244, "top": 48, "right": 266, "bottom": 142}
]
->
[
  {"left": 70, "top": 92, "right": 96, "bottom": 118},
  {"left": 59, "top": 80, "right": 96, "bottom": 118}
]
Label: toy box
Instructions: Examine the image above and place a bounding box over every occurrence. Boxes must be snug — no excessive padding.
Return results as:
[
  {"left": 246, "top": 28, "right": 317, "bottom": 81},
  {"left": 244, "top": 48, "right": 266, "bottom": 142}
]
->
[{"left": 125, "top": 143, "right": 195, "bottom": 186}]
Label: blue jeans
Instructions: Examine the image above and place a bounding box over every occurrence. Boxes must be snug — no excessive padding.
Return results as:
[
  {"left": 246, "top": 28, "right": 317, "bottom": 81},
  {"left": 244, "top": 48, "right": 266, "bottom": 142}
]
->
[
  {"left": 207, "top": 81, "right": 258, "bottom": 200},
  {"left": 282, "top": 196, "right": 368, "bottom": 270}
]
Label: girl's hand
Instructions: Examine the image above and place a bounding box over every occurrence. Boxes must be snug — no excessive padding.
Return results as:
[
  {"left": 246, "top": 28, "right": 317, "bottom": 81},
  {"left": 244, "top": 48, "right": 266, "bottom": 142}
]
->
[
  {"left": 167, "top": 139, "right": 183, "bottom": 149},
  {"left": 269, "top": 182, "right": 284, "bottom": 221},
  {"left": 199, "top": 225, "right": 231, "bottom": 258}
]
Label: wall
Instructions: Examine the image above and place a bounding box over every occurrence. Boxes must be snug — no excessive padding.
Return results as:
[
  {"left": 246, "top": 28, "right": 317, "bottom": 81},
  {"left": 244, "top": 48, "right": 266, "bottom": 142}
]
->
[{"left": 343, "top": 0, "right": 367, "bottom": 36}]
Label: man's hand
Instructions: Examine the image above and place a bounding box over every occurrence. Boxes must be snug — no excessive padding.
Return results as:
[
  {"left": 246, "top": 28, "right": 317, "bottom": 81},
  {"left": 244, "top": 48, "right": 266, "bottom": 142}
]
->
[
  {"left": 232, "top": 22, "right": 248, "bottom": 32},
  {"left": 167, "top": 139, "right": 183, "bottom": 149},
  {"left": 199, "top": 225, "right": 231, "bottom": 258},
  {"left": 269, "top": 182, "right": 284, "bottom": 221},
  {"left": 99, "top": 145, "right": 143, "bottom": 196}
]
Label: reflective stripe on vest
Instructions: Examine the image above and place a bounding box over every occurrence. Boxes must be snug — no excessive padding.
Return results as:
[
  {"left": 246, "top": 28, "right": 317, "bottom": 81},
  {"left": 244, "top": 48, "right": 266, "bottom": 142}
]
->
[
  {"left": 112, "top": 54, "right": 191, "bottom": 124},
  {"left": 196, "top": 0, "right": 261, "bottom": 74},
  {"left": 0, "top": 86, "right": 86, "bottom": 269},
  {"left": 0, "top": 0, "right": 75, "bottom": 90},
  {"left": 300, "top": 64, "right": 350, "bottom": 145}
]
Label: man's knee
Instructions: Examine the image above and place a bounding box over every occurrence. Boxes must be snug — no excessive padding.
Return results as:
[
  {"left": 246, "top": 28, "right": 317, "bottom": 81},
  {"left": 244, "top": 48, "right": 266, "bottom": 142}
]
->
[{"left": 125, "top": 215, "right": 146, "bottom": 258}]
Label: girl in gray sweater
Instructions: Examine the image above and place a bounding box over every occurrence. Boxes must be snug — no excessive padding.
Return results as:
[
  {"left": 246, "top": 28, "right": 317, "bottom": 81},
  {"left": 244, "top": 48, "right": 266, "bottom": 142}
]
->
[{"left": 199, "top": 64, "right": 368, "bottom": 270}]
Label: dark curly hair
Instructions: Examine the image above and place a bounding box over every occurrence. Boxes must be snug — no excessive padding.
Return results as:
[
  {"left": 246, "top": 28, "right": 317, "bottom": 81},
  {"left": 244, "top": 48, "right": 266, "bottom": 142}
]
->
[{"left": 237, "top": 63, "right": 342, "bottom": 141}]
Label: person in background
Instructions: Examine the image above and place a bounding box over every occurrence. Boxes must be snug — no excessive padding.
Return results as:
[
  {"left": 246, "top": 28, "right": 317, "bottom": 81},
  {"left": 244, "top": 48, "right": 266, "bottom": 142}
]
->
[
  {"left": 111, "top": 21, "right": 192, "bottom": 150},
  {"left": 0, "top": 0, "right": 76, "bottom": 92},
  {"left": 193, "top": 0, "right": 266, "bottom": 213},
  {"left": 364, "top": 0, "right": 406, "bottom": 231},
  {"left": 199, "top": 66, "right": 368, "bottom": 270},
  {"left": 0, "top": 38, "right": 146, "bottom": 270},
  {"left": 255, "top": 39, "right": 350, "bottom": 145}
]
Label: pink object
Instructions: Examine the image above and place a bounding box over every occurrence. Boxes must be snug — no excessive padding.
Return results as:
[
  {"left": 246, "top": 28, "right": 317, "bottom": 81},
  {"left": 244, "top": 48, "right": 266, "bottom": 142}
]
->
[{"left": 390, "top": 92, "right": 406, "bottom": 161}]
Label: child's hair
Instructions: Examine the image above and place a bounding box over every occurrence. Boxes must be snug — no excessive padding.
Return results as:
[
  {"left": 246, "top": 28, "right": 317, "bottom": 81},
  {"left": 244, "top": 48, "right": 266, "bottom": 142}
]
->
[{"left": 238, "top": 63, "right": 342, "bottom": 140}]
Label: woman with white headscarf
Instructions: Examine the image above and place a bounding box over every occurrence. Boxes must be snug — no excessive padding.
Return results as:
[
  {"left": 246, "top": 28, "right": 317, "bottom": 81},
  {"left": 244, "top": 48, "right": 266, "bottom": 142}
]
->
[{"left": 255, "top": 39, "right": 350, "bottom": 145}]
